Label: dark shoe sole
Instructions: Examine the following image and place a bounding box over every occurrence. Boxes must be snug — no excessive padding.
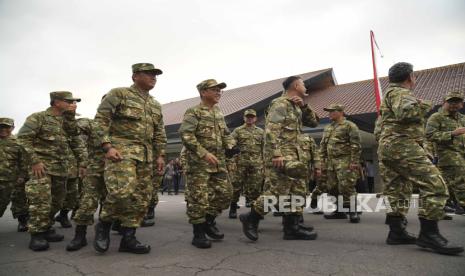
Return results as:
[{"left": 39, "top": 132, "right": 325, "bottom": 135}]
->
[
  {"left": 66, "top": 240, "right": 88, "bottom": 251},
  {"left": 118, "top": 246, "right": 151, "bottom": 254},
  {"left": 386, "top": 238, "right": 416, "bottom": 245},
  {"left": 416, "top": 240, "right": 464, "bottom": 255},
  {"left": 239, "top": 214, "right": 258, "bottom": 241},
  {"left": 191, "top": 241, "right": 212, "bottom": 249},
  {"left": 283, "top": 233, "right": 318, "bottom": 240},
  {"left": 45, "top": 236, "right": 64, "bottom": 242},
  {"left": 29, "top": 244, "right": 49, "bottom": 251}
]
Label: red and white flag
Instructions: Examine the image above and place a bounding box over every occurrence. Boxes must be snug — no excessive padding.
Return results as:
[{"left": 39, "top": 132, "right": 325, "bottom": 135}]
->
[{"left": 370, "top": 30, "right": 383, "bottom": 113}]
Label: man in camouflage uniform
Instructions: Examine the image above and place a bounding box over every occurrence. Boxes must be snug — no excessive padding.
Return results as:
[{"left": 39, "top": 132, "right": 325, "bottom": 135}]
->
[
  {"left": 240, "top": 76, "right": 319, "bottom": 241},
  {"left": 320, "top": 104, "right": 362, "bottom": 223},
  {"left": 179, "top": 79, "right": 238, "bottom": 249},
  {"left": 426, "top": 90, "right": 465, "bottom": 216},
  {"left": 93, "top": 63, "right": 166, "bottom": 254},
  {"left": 17, "top": 91, "right": 87, "bottom": 251},
  {"left": 0, "top": 118, "right": 29, "bottom": 232},
  {"left": 378, "top": 62, "right": 462, "bottom": 255},
  {"left": 228, "top": 109, "right": 264, "bottom": 219},
  {"left": 66, "top": 117, "right": 107, "bottom": 251}
]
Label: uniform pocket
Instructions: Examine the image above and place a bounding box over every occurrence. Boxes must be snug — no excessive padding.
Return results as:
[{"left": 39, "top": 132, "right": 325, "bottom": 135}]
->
[{"left": 118, "top": 100, "right": 143, "bottom": 120}]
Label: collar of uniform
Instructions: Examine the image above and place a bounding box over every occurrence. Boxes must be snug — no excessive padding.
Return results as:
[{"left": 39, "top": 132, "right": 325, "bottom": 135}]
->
[
  {"left": 440, "top": 107, "right": 459, "bottom": 119},
  {"left": 331, "top": 117, "right": 346, "bottom": 126},
  {"left": 199, "top": 102, "right": 217, "bottom": 110},
  {"left": 45, "top": 107, "right": 62, "bottom": 117},
  {"left": 129, "top": 84, "right": 150, "bottom": 99}
]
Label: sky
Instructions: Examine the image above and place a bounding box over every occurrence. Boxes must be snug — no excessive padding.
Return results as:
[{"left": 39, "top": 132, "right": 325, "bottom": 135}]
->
[{"left": 1, "top": 0, "right": 464, "bottom": 129}]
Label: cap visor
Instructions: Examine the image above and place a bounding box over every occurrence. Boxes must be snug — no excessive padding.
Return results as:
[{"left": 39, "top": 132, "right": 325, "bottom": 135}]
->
[{"left": 323, "top": 108, "right": 335, "bottom": 112}]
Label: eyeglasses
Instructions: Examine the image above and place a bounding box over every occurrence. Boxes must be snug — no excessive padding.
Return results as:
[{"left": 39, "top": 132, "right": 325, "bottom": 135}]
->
[{"left": 64, "top": 100, "right": 76, "bottom": 104}]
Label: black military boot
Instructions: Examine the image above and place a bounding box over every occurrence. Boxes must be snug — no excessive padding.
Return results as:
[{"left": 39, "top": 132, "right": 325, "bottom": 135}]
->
[
  {"left": 416, "top": 218, "right": 464, "bottom": 255},
  {"left": 455, "top": 205, "right": 465, "bottom": 215},
  {"left": 66, "top": 225, "right": 88, "bottom": 251},
  {"left": 283, "top": 215, "right": 317, "bottom": 240},
  {"left": 29, "top": 232, "right": 49, "bottom": 251},
  {"left": 348, "top": 202, "right": 360, "bottom": 223},
  {"left": 111, "top": 220, "right": 123, "bottom": 234},
  {"left": 192, "top": 223, "right": 212, "bottom": 249},
  {"left": 386, "top": 216, "right": 416, "bottom": 245},
  {"left": 94, "top": 220, "right": 112, "bottom": 253},
  {"left": 204, "top": 214, "right": 224, "bottom": 240},
  {"left": 229, "top": 203, "right": 238, "bottom": 219},
  {"left": 17, "top": 214, "right": 29, "bottom": 232},
  {"left": 118, "top": 227, "right": 151, "bottom": 254},
  {"left": 282, "top": 215, "right": 314, "bottom": 231},
  {"left": 141, "top": 207, "right": 155, "bottom": 227},
  {"left": 324, "top": 210, "right": 347, "bottom": 219},
  {"left": 55, "top": 209, "right": 72, "bottom": 228},
  {"left": 44, "top": 227, "right": 64, "bottom": 242},
  {"left": 239, "top": 209, "right": 261, "bottom": 241}
]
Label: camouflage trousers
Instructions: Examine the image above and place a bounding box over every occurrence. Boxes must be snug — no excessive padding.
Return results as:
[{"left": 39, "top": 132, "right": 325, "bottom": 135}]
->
[
  {"left": 149, "top": 174, "right": 163, "bottom": 208},
  {"left": 0, "top": 180, "right": 28, "bottom": 218},
  {"left": 379, "top": 141, "right": 448, "bottom": 220},
  {"left": 25, "top": 174, "right": 67, "bottom": 233},
  {"left": 325, "top": 157, "right": 358, "bottom": 206},
  {"left": 311, "top": 170, "right": 329, "bottom": 199},
  {"left": 185, "top": 170, "right": 232, "bottom": 224},
  {"left": 100, "top": 159, "right": 153, "bottom": 228},
  {"left": 73, "top": 172, "right": 106, "bottom": 226},
  {"left": 63, "top": 177, "right": 80, "bottom": 211},
  {"left": 253, "top": 165, "right": 307, "bottom": 216},
  {"left": 232, "top": 160, "right": 264, "bottom": 204},
  {"left": 439, "top": 166, "right": 465, "bottom": 207}
]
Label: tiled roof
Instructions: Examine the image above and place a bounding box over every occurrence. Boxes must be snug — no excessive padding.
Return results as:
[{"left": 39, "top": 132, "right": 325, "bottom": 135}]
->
[
  {"left": 308, "top": 62, "right": 465, "bottom": 118},
  {"left": 162, "top": 68, "right": 332, "bottom": 125}
]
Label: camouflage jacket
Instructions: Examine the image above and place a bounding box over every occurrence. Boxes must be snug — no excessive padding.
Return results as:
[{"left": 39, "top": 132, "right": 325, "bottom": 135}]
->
[
  {"left": 426, "top": 108, "right": 465, "bottom": 167},
  {"left": 231, "top": 124, "right": 264, "bottom": 162},
  {"left": 17, "top": 107, "right": 87, "bottom": 177},
  {"left": 179, "top": 102, "right": 235, "bottom": 173},
  {"left": 378, "top": 84, "right": 432, "bottom": 144},
  {"left": 320, "top": 118, "right": 361, "bottom": 164},
  {"left": 0, "top": 136, "right": 28, "bottom": 181},
  {"left": 298, "top": 134, "right": 321, "bottom": 170},
  {"left": 77, "top": 118, "right": 105, "bottom": 174},
  {"left": 264, "top": 96, "right": 319, "bottom": 161},
  {"left": 94, "top": 85, "right": 167, "bottom": 163}
]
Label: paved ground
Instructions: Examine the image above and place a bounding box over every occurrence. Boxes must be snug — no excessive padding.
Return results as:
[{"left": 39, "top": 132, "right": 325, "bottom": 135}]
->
[{"left": 1, "top": 195, "right": 464, "bottom": 276}]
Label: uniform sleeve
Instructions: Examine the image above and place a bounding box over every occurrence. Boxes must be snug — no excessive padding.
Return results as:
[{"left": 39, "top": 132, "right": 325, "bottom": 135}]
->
[
  {"left": 179, "top": 108, "right": 209, "bottom": 158},
  {"left": 425, "top": 114, "right": 453, "bottom": 143},
  {"left": 17, "top": 143, "right": 29, "bottom": 179},
  {"left": 373, "top": 116, "right": 382, "bottom": 141},
  {"left": 390, "top": 91, "right": 432, "bottom": 123},
  {"left": 221, "top": 118, "right": 236, "bottom": 150},
  {"left": 17, "top": 113, "right": 43, "bottom": 165},
  {"left": 153, "top": 102, "right": 167, "bottom": 158},
  {"left": 94, "top": 89, "right": 123, "bottom": 145},
  {"left": 64, "top": 113, "right": 88, "bottom": 167},
  {"left": 348, "top": 123, "right": 362, "bottom": 164},
  {"left": 301, "top": 104, "right": 320, "bottom": 128},
  {"left": 319, "top": 128, "right": 329, "bottom": 162},
  {"left": 266, "top": 101, "right": 288, "bottom": 157}
]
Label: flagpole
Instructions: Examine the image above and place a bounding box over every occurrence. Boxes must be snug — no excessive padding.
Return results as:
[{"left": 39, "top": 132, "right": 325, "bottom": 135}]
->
[{"left": 370, "top": 30, "right": 382, "bottom": 114}]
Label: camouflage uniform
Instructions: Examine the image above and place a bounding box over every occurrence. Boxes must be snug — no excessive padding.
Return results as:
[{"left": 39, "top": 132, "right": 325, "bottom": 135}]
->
[
  {"left": 231, "top": 115, "right": 264, "bottom": 203},
  {"left": 298, "top": 134, "right": 321, "bottom": 194},
  {"left": 63, "top": 153, "right": 79, "bottom": 211},
  {"left": 94, "top": 83, "right": 166, "bottom": 228},
  {"left": 253, "top": 96, "right": 319, "bottom": 216},
  {"left": 0, "top": 118, "right": 28, "bottom": 218},
  {"left": 73, "top": 118, "right": 107, "bottom": 226},
  {"left": 17, "top": 93, "right": 87, "bottom": 234},
  {"left": 180, "top": 101, "right": 235, "bottom": 224},
  {"left": 425, "top": 92, "right": 465, "bottom": 208},
  {"left": 319, "top": 107, "right": 361, "bottom": 206},
  {"left": 378, "top": 83, "right": 448, "bottom": 220}
]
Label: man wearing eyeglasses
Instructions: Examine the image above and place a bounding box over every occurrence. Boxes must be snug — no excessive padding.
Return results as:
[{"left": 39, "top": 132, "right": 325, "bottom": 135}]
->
[
  {"left": 17, "top": 91, "right": 87, "bottom": 251},
  {"left": 179, "top": 79, "right": 238, "bottom": 249}
]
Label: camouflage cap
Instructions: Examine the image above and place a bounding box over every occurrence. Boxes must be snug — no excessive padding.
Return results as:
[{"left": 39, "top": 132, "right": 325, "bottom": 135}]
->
[
  {"left": 444, "top": 90, "right": 464, "bottom": 101},
  {"left": 132, "top": 63, "right": 163, "bottom": 75},
  {"left": 244, "top": 109, "right": 257, "bottom": 117},
  {"left": 284, "top": 160, "right": 307, "bottom": 179},
  {"left": 323, "top": 103, "right": 344, "bottom": 112},
  {"left": 0, "top": 117, "right": 14, "bottom": 127},
  {"left": 50, "top": 91, "right": 81, "bottom": 102},
  {"left": 196, "top": 79, "right": 227, "bottom": 92}
]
